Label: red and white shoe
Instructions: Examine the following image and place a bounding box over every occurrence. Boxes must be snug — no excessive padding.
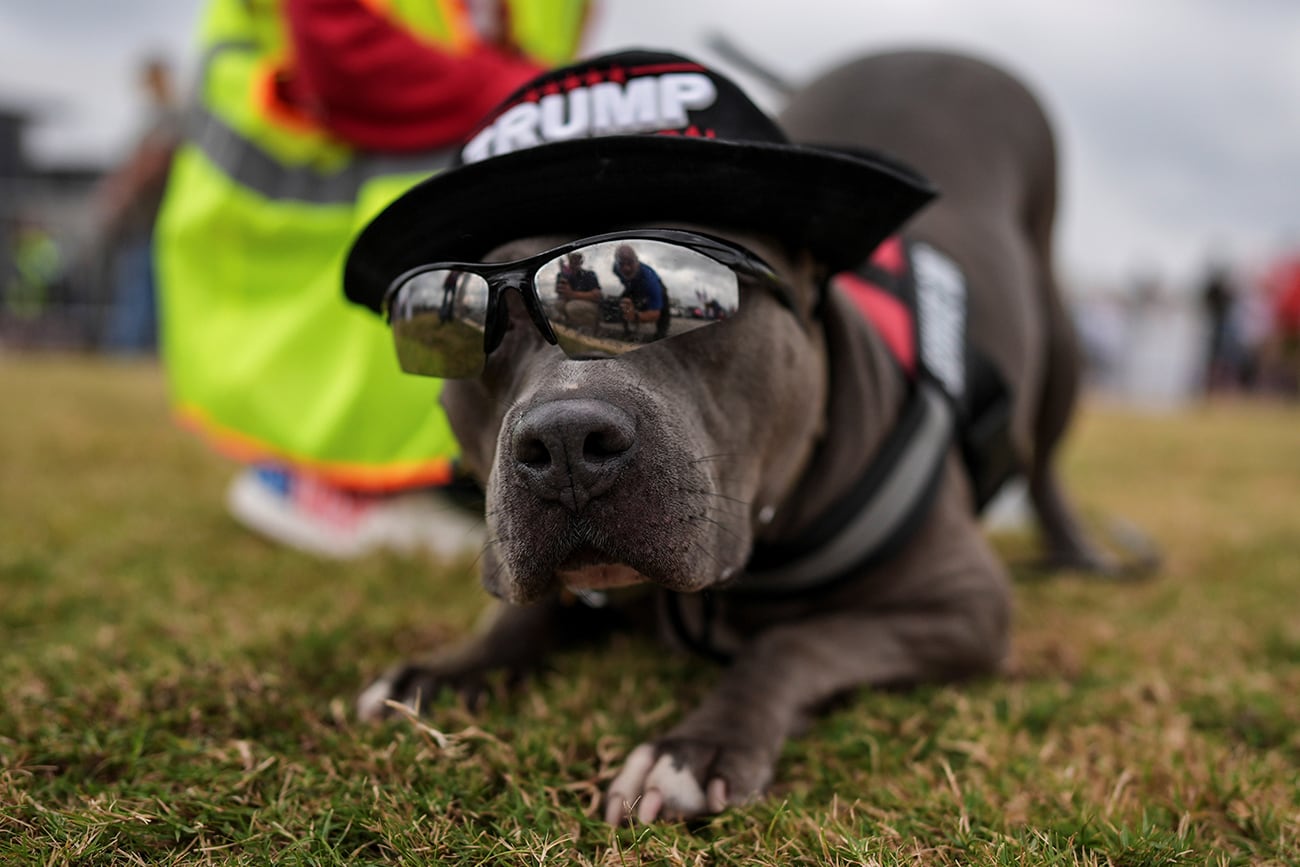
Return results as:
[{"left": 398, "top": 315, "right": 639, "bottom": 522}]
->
[{"left": 225, "top": 465, "right": 484, "bottom": 561}]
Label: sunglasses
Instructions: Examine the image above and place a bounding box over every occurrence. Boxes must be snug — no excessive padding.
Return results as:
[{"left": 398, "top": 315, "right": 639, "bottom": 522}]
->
[{"left": 384, "top": 229, "right": 798, "bottom": 378}]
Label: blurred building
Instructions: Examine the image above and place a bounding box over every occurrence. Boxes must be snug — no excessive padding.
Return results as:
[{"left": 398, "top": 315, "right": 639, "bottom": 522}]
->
[
  {"left": 0, "top": 107, "right": 25, "bottom": 292},
  {"left": 0, "top": 103, "right": 105, "bottom": 349}
]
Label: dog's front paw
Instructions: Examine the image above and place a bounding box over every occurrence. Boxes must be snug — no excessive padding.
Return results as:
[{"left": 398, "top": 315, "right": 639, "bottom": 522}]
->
[
  {"left": 603, "top": 738, "right": 774, "bottom": 823},
  {"left": 356, "top": 660, "right": 495, "bottom": 721}
]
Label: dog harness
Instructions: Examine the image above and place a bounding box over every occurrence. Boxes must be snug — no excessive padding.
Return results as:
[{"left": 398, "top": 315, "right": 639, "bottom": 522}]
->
[{"left": 734, "top": 237, "right": 1017, "bottom": 596}]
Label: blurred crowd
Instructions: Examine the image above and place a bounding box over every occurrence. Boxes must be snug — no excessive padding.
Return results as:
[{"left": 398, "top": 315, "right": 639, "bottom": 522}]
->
[{"left": 1070, "top": 255, "right": 1300, "bottom": 405}]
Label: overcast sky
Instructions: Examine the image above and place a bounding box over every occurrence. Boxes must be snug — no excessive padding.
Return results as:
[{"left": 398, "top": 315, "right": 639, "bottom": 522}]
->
[{"left": 2, "top": 0, "right": 1298, "bottom": 291}]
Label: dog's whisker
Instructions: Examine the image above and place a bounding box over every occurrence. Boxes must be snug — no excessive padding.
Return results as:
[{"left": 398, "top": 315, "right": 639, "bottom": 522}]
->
[
  {"left": 678, "top": 533, "right": 728, "bottom": 570},
  {"left": 680, "top": 487, "right": 751, "bottom": 507},
  {"left": 689, "top": 452, "right": 739, "bottom": 463},
  {"left": 469, "top": 545, "right": 492, "bottom": 571},
  {"left": 687, "top": 512, "right": 746, "bottom": 545}
]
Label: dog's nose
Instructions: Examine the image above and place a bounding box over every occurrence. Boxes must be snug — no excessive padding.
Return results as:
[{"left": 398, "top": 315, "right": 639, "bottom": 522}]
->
[{"left": 511, "top": 399, "right": 636, "bottom": 512}]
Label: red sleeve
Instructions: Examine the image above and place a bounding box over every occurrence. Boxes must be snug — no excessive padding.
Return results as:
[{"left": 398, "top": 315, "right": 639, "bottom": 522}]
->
[{"left": 278, "top": 0, "right": 545, "bottom": 152}]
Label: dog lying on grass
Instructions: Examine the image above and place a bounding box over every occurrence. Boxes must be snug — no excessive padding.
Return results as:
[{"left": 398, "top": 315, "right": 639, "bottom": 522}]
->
[{"left": 342, "top": 48, "right": 1128, "bottom": 823}]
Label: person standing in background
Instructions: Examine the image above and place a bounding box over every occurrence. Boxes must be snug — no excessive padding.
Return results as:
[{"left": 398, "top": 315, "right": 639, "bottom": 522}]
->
[
  {"left": 1198, "top": 263, "right": 1238, "bottom": 395},
  {"left": 95, "top": 56, "right": 181, "bottom": 353},
  {"left": 155, "top": 0, "right": 592, "bottom": 559}
]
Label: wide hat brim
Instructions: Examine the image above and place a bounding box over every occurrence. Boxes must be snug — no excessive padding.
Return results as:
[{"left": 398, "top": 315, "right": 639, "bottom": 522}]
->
[{"left": 344, "top": 134, "right": 936, "bottom": 313}]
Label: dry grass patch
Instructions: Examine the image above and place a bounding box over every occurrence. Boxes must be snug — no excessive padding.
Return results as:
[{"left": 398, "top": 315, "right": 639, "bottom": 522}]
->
[{"left": 1, "top": 355, "right": 1297, "bottom": 865}]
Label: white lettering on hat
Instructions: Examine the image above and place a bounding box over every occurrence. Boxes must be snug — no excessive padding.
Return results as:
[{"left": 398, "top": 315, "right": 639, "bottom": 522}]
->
[
  {"left": 659, "top": 73, "right": 715, "bottom": 125},
  {"left": 540, "top": 91, "right": 590, "bottom": 140},
  {"left": 491, "top": 102, "right": 543, "bottom": 154},
  {"left": 462, "top": 72, "right": 718, "bottom": 164},
  {"left": 591, "top": 78, "right": 658, "bottom": 133}
]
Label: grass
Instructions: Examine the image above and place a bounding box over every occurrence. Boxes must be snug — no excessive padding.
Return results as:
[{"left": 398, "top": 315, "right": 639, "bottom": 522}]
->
[{"left": 1, "top": 353, "right": 1297, "bottom": 866}]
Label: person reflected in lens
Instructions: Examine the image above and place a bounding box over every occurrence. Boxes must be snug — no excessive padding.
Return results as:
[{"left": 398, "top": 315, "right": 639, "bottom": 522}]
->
[
  {"left": 612, "top": 243, "right": 671, "bottom": 341},
  {"left": 439, "top": 270, "right": 462, "bottom": 322},
  {"left": 554, "top": 252, "right": 603, "bottom": 332}
]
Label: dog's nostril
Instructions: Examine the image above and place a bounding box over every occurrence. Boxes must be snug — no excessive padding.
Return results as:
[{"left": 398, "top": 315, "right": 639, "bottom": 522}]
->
[
  {"left": 583, "top": 428, "right": 632, "bottom": 463},
  {"left": 516, "top": 437, "right": 552, "bottom": 469}
]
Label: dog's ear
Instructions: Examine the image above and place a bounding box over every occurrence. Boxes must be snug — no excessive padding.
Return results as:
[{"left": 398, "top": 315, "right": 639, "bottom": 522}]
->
[
  {"left": 735, "top": 233, "right": 825, "bottom": 323},
  {"left": 788, "top": 248, "right": 827, "bottom": 322},
  {"left": 440, "top": 380, "right": 497, "bottom": 483}
]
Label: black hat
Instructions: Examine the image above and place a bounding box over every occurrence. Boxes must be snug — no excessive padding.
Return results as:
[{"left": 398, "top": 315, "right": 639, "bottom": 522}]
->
[{"left": 345, "top": 49, "right": 936, "bottom": 313}]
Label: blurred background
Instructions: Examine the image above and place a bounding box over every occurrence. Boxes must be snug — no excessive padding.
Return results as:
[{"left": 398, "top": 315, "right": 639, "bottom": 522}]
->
[{"left": 2, "top": 0, "right": 1298, "bottom": 406}]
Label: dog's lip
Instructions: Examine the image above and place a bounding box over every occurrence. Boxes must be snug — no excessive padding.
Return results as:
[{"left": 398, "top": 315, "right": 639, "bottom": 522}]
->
[
  {"left": 557, "top": 546, "right": 647, "bottom": 590},
  {"left": 560, "top": 563, "right": 646, "bottom": 590}
]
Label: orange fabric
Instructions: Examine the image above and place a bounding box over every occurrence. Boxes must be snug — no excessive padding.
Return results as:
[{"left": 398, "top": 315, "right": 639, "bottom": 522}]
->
[
  {"left": 176, "top": 404, "right": 455, "bottom": 491},
  {"left": 255, "top": 58, "right": 327, "bottom": 135}
]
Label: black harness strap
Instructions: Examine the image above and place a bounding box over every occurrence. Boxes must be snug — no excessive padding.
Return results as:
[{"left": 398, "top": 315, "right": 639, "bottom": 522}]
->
[{"left": 738, "top": 379, "right": 954, "bottom": 596}]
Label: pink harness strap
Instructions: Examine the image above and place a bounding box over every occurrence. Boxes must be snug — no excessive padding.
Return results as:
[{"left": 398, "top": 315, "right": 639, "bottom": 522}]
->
[{"left": 831, "top": 235, "right": 916, "bottom": 375}]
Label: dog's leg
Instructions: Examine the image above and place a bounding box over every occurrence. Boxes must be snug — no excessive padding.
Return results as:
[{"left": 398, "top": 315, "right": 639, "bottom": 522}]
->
[
  {"left": 1027, "top": 287, "right": 1119, "bottom": 572},
  {"left": 1027, "top": 302, "right": 1161, "bottom": 577},
  {"left": 1026, "top": 241, "right": 1151, "bottom": 575},
  {"left": 357, "top": 595, "right": 611, "bottom": 720},
  {"left": 1017, "top": 145, "right": 1127, "bottom": 575},
  {"left": 605, "top": 488, "right": 1011, "bottom": 823},
  {"left": 605, "top": 596, "right": 1007, "bottom": 822}
]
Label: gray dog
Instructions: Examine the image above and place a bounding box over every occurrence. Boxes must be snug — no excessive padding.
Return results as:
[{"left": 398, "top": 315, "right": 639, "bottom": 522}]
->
[{"left": 343, "top": 48, "right": 1119, "bottom": 823}]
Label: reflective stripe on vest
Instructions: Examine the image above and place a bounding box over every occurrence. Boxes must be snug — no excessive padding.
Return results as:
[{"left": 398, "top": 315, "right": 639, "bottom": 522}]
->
[
  {"left": 187, "top": 100, "right": 455, "bottom": 205},
  {"left": 188, "top": 41, "right": 455, "bottom": 205}
]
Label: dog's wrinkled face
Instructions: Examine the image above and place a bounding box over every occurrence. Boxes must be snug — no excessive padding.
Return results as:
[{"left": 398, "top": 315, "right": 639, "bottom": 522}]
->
[{"left": 442, "top": 228, "right": 828, "bottom": 605}]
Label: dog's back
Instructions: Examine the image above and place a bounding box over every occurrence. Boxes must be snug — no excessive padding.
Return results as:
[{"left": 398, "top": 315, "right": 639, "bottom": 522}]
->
[{"left": 779, "top": 49, "right": 1078, "bottom": 468}]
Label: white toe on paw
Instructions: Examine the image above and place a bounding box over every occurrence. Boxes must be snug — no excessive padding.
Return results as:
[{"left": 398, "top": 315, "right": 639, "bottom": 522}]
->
[
  {"left": 356, "top": 676, "right": 399, "bottom": 721},
  {"left": 611, "top": 743, "right": 657, "bottom": 792},
  {"left": 604, "top": 743, "right": 712, "bottom": 823},
  {"left": 644, "top": 754, "right": 707, "bottom": 818},
  {"left": 605, "top": 743, "right": 656, "bottom": 824},
  {"left": 706, "top": 777, "right": 728, "bottom": 813},
  {"left": 635, "top": 789, "right": 664, "bottom": 824}
]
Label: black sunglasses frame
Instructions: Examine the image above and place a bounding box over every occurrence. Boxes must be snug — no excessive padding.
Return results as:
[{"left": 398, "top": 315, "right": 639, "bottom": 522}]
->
[{"left": 383, "top": 228, "right": 799, "bottom": 365}]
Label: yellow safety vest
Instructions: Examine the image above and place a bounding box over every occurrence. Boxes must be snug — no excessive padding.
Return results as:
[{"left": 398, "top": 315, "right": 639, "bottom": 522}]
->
[{"left": 156, "top": 0, "right": 588, "bottom": 491}]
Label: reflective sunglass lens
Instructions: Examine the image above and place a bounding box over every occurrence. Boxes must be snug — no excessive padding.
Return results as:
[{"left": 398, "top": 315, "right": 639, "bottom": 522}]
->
[
  {"left": 533, "top": 239, "right": 741, "bottom": 359},
  {"left": 390, "top": 269, "right": 491, "bottom": 378}
]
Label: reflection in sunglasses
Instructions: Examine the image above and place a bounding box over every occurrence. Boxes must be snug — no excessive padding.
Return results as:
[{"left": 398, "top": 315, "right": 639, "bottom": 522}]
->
[
  {"left": 393, "top": 312, "right": 487, "bottom": 379},
  {"left": 385, "top": 230, "right": 790, "bottom": 378},
  {"left": 536, "top": 239, "right": 742, "bottom": 345}
]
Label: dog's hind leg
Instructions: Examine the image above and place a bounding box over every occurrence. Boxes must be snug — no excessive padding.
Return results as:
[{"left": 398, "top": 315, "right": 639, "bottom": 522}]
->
[
  {"left": 1027, "top": 301, "right": 1161, "bottom": 577},
  {"left": 1027, "top": 285, "right": 1119, "bottom": 571},
  {"left": 1021, "top": 164, "right": 1125, "bottom": 574}
]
